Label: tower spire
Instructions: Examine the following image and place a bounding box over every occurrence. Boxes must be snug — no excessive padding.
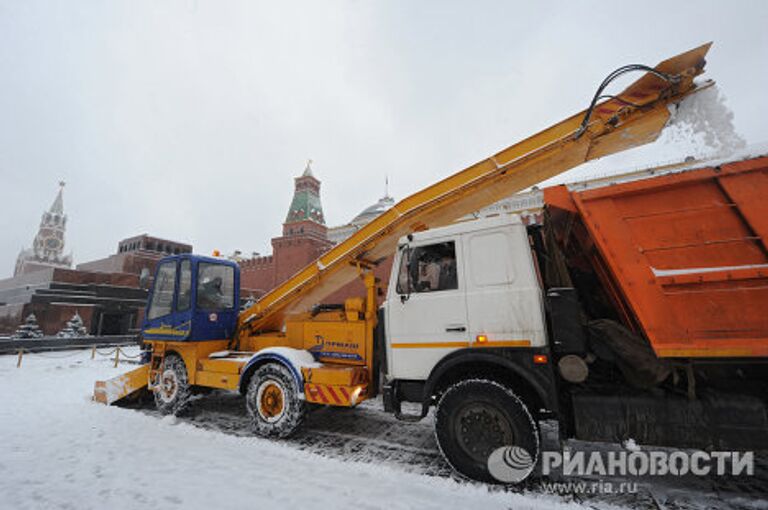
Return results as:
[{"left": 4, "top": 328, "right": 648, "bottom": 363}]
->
[
  {"left": 49, "top": 181, "right": 65, "bottom": 215},
  {"left": 303, "top": 159, "right": 314, "bottom": 177}
]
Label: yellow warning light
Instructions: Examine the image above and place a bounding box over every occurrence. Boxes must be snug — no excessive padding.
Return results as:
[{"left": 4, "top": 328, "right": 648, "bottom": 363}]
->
[
  {"left": 212, "top": 250, "right": 221, "bottom": 257},
  {"left": 351, "top": 386, "right": 364, "bottom": 406},
  {"left": 476, "top": 334, "right": 488, "bottom": 344}
]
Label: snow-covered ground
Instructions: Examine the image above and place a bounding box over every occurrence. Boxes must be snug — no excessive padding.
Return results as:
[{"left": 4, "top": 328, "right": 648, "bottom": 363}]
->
[
  {"left": 0, "top": 348, "right": 585, "bottom": 510},
  {"left": 2, "top": 349, "right": 766, "bottom": 510}
]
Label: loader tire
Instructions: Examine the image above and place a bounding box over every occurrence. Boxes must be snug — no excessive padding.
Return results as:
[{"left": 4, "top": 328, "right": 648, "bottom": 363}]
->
[
  {"left": 246, "top": 363, "right": 305, "bottom": 438},
  {"left": 153, "top": 353, "right": 191, "bottom": 415},
  {"left": 435, "top": 379, "right": 539, "bottom": 484}
]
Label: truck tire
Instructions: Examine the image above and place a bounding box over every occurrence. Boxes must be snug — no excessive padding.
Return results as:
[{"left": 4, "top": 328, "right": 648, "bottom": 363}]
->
[
  {"left": 246, "top": 363, "right": 305, "bottom": 438},
  {"left": 153, "top": 353, "right": 191, "bottom": 415},
  {"left": 435, "top": 379, "right": 539, "bottom": 483}
]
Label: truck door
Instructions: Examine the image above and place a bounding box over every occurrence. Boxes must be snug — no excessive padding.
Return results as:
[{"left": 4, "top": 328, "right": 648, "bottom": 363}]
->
[
  {"left": 462, "top": 223, "right": 547, "bottom": 349},
  {"left": 386, "top": 239, "right": 469, "bottom": 380},
  {"left": 192, "top": 260, "right": 239, "bottom": 341}
]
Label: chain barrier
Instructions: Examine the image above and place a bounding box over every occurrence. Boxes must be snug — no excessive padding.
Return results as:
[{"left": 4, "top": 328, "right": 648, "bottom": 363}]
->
[
  {"left": 12, "top": 344, "right": 140, "bottom": 368},
  {"left": 28, "top": 350, "right": 87, "bottom": 359}
]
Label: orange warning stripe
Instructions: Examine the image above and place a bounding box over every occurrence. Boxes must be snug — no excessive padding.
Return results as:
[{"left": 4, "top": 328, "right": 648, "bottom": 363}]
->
[
  {"left": 305, "top": 383, "right": 328, "bottom": 404},
  {"left": 326, "top": 386, "right": 341, "bottom": 404},
  {"left": 390, "top": 339, "right": 531, "bottom": 349},
  {"left": 304, "top": 382, "right": 370, "bottom": 407}
]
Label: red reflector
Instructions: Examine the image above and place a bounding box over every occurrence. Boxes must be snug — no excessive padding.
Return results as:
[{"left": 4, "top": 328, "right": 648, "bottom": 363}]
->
[{"left": 533, "top": 354, "right": 548, "bottom": 364}]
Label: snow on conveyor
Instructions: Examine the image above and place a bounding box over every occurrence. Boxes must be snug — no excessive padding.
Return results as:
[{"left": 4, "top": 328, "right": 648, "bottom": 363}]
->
[{"left": 0, "top": 349, "right": 583, "bottom": 510}]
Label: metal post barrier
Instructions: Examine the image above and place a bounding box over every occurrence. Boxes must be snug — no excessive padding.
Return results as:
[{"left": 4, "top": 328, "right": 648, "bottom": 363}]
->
[
  {"left": 16, "top": 348, "right": 23, "bottom": 368},
  {"left": 91, "top": 345, "right": 97, "bottom": 360},
  {"left": 114, "top": 346, "right": 120, "bottom": 368}
]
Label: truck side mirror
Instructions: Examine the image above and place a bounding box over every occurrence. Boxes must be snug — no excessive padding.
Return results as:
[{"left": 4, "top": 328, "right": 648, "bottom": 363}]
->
[{"left": 399, "top": 244, "right": 412, "bottom": 304}]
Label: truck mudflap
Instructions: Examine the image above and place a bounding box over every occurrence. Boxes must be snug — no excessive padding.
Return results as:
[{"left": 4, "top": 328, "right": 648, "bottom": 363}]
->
[
  {"left": 93, "top": 364, "right": 150, "bottom": 405},
  {"left": 572, "top": 389, "right": 768, "bottom": 450}
]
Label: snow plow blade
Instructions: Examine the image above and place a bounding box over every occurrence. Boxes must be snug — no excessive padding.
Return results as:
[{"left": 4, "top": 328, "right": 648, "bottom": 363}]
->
[{"left": 93, "top": 364, "right": 150, "bottom": 405}]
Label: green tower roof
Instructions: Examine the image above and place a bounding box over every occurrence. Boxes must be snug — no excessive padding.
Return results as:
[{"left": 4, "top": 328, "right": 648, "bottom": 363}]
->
[{"left": 285, "top": 164, "right": 325, "bottom": 225}]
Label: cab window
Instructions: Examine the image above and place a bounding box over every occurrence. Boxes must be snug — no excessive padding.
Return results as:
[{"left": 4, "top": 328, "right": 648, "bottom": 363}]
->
[
  {"left": 177, "top": 260, "right": 192, "bottom": 312},
  {"left": 197, "top": 263, "right": 235, "bottom": 310},
  {"left": 148, "top": 261, "right": 177, "bottom": 319},
  {"left": 397, "top": 241, "right": 458, "bottom": 294}
]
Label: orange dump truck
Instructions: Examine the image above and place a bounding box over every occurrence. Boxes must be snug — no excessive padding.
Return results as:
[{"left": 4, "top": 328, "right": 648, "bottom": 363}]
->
[{"left": 542, "top": 155, "right": 768, "bottom": 448}]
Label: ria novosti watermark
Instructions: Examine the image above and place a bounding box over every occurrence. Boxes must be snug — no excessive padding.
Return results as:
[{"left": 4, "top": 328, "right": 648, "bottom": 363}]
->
[{"left": 488, "top": 445, "right": 755, "bottom": 487}]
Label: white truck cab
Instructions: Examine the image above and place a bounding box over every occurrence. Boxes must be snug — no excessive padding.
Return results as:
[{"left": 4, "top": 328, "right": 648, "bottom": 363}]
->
[
  {"left": 380, "top": 214, "right": 558, "bottom": 482},
  {"left": 384, "top": 214, "right": 548, "bottom": 381}
]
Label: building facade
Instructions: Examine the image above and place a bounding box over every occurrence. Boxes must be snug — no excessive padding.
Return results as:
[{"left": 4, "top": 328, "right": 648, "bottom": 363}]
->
[
  {"left": 77, "top": 234, "right": 192, "bottom": 277},
  {"left": 327, "top": 194, "right": 395, "bottom": 245},
  {"left": 1, "top": 184, "right": 194, "bottom": 336}
]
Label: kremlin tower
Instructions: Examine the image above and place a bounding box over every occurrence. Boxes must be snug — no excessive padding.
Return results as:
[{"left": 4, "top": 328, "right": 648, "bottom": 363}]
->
[{"left": 14, "top": 182, "right": 73, "bottom": 276}]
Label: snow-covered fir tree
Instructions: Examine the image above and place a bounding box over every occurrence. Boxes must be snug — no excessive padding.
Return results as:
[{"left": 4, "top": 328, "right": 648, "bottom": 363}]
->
[
  {"left": 57, "top": 311, "right": 88, "bottom": 338},
  {"left": 13, "top": 313, "right": 44, "bottom": 339}
]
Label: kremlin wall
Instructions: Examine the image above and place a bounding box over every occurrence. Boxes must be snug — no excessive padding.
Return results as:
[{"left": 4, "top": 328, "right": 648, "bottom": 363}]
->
[{"left": 0, "top": 163, "right": 543, "bottom": 337}]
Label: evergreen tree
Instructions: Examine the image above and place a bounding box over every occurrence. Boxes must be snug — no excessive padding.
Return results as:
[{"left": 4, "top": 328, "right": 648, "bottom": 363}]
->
[
  {"left": 57, "top": 311, "right": 89, "bottom": 338},
  {"left": 13, "top": 313, "right": 44, "bottom": 339}
]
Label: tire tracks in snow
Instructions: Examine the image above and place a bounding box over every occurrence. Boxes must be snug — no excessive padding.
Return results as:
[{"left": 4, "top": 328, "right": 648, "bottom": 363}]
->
[{"left": 123, "top": 390, "right": 768, "bottom": 510}]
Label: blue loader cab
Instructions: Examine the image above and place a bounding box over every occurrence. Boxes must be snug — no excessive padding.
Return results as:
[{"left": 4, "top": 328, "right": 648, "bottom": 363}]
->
[{"left": 142, "top": 254, "right": 240, "bottom": 342}]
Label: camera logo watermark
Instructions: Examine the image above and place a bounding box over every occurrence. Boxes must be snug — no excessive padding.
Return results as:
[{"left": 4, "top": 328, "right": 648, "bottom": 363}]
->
[{"left": 487, "top": 446, "right": 535, "bottom": 483}]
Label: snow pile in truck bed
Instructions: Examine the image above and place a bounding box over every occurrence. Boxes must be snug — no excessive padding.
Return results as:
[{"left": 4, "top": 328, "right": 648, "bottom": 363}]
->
[
  {"left": 662, "top": 84, "right": 747, "bottom": 158},
  {"left": 0, "top": 350, "right": 583, "bottom": 510},
  {"left": 539, "top": 83, "right": 754, "bottom": 188}
]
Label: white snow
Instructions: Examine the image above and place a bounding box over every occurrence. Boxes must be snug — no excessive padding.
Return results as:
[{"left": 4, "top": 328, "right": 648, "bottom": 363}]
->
[
  {"left": 622, "top": 439, "right": 641, "bottom": 452},
  {"left": 651, "top": 263, "right": 768, "bottom": 277},
  {"left": 0, "top": 349, "right": 591, "bottom": 510},
  {"left": 537, "top": 83, "right": 759, "bottom": 190},
  {"left": 247, "top": 346, "right": 323, "bottom": 369},
  {"left": 663, "top": 83, "right": 747, "bottom": 159}
]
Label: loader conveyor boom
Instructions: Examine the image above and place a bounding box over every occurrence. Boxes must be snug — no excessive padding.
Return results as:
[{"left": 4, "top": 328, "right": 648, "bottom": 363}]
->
[{"left": 238, "top": 43, "right": 713, "bottom": 336}]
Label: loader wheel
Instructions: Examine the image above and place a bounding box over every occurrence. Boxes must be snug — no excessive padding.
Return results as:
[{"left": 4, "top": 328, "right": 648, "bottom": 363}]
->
[
  {"left": 246, "top": 363, "right": 305, "bottom": 438},
  {"left": 153, "top": 353, "right": 191, "bottom": 415},
  {"left": 435, "top": 379, "right": 539, "bottom": 483}
]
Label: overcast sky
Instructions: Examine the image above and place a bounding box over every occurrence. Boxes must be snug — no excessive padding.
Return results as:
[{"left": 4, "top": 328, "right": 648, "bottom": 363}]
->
[{"left": 1, "top": 1, "right": 767, "bottom": 277}]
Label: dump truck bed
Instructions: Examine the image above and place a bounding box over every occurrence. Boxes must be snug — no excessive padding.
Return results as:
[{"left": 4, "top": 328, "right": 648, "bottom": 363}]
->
[{"left": 545, "top": 156, "right": 768, "bottom": 358}]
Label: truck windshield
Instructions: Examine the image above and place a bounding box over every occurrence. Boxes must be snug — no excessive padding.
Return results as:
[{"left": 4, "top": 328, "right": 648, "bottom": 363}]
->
[
  {"left": 196, "top": 263, "right": 235, "bottom": 310},
  {"left": 147, "top": 261, "right": 177, "bottom": 319}
]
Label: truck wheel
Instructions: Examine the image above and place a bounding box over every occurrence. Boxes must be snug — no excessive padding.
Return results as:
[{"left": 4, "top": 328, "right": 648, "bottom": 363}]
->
[
  {"left": 435, "top": 379, "right": 539, "bottom": 483},
  {"left": 246, "top": 363, "right": 305, "bottom": 438},
  {"left": 153, "top": 353, "right": 191, "bottom": 415}
]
